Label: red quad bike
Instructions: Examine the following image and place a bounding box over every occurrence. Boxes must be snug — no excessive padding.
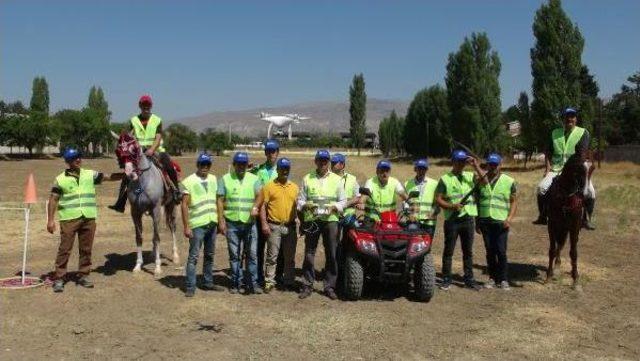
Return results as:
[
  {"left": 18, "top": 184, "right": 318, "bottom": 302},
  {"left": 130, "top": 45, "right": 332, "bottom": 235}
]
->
[{"left": 340, "top": 189, "right": 436, "bottom": 302}]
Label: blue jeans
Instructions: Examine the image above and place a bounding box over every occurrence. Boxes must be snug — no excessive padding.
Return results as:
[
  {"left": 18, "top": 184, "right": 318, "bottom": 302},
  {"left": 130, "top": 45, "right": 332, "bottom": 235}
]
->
[
  {"left": 185, "top": 222, "right": 217, "bottom": 292},
  {"left": 225, "top": 220, "right": 258, "bottom": 289}
]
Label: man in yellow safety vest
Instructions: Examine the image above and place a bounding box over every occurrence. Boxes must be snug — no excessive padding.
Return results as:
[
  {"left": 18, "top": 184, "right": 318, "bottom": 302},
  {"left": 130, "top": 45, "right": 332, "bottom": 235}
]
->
[{"left": 404, "top": 158, "right": 439, "bottom": 237}]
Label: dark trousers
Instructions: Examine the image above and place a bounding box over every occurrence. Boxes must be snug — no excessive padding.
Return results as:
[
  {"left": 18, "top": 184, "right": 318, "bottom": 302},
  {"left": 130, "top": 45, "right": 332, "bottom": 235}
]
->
[
  {"left": 158, "top": 152, "right": 178, "bottom": 185},
  {"left": 302, "top": 221, "right": 339, "bottom": 291},
  {"left": 442, "top": 216, "right": 475, "bottom": 282},
  {"left": 54, "top": 218, "right": 96, "bottom": 279},
  {"left": 478, "top": 219, "right": 509, "bottom": 283}
]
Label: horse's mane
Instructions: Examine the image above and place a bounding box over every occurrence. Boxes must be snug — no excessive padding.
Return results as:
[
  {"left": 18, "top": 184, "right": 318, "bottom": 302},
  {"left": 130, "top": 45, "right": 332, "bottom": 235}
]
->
[{"left": 555, "top": 152, "right": 587, "bottom": 197}]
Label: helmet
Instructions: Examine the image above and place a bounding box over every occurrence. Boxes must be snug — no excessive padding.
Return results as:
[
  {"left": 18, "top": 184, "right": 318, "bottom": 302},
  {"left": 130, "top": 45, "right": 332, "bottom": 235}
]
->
[
  {"left": 196, "top": 153, "right": 212, "bottom": 166},
  {"left": 138, "top": 94, "right": 153, "bottom": 106},
  {"left": 451, "top": 149, "right": 468, "bottom": 162},
  {"left": 376, "top": 159, "right": 391, "bottom": 170},
  {"left": 277, "top": 157, "right": 291, "bottom": 169},
  {"left": 233, "top": 152, "right": 249, "bottom": 164},
  {"left": 315, "top": 149, "right": 330, "bottom": 160},
  {"left": 414, "top": 158, "right": 429, "bottom": 169},
  {"left": 486, "top": 152, "right": 502, "bottom": 165},
  {"left": 562, "top": 107, "right": 577, "bottom": 116},
  {"left": 331, "top": 153, "right": 346, "bottom": 164},
  {"left": 264, "top": 139, "right": 279, "bottom": 151},
  {"left": 62, "top": 148, "right": 81, "bottom": 162}
]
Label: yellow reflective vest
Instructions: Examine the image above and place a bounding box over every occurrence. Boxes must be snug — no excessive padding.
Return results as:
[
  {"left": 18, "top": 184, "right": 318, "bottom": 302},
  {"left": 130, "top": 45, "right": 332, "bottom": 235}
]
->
[
  {"left": 551, "top": 126, "right": 585, "bottom": 172},
  {"left": 55, "top": 169, "right": 97, "bottom": 221},
  {"left": 478, "top": 173, "right": 514, "bottom": 221},
  {"left": 181, "top": 173, "right": 218, "bottom": 229},
  {"left": 439, "top": 171, "right": 478, "bottom": 220},
  {"left": 130, "top": 114, "right": 165, "bottom": 152},
  {"left": 404, "top": 177, "right": 437, "bottom": 226},
  {"left": 222, "top": 172, "right": 258, "bottom": 223}
]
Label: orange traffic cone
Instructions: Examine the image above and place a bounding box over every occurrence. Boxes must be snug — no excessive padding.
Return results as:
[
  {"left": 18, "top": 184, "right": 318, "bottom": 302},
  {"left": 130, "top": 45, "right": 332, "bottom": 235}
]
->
[{"left": 24, "top": 173, "right": 37, "bottom": 205}]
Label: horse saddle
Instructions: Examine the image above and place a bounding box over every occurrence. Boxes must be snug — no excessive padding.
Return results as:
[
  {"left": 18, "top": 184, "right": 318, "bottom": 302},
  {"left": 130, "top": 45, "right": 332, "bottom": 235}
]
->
[{"left": 146, "top": 155, "right": 176, "bottom": 193}]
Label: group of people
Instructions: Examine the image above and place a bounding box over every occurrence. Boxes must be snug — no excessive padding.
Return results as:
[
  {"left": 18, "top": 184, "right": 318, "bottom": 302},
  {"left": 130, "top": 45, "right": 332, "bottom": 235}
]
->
[{"left": 44, "top": 96, "right": 594, "bottom": 299}]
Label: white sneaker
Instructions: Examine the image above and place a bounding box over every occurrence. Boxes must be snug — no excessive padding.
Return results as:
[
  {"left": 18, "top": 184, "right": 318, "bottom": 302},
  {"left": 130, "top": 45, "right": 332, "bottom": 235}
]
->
[
  {"left": 499, "top": 281, "right": 511, "bottom": 290},
  {"left": 484, "top": 279, "right": 496, "bottom": 289}
]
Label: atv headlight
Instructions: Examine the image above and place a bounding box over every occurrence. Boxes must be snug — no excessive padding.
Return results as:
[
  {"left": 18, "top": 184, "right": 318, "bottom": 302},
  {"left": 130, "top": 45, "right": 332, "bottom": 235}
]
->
[
  {"left": 409, "top": 240, "right": 428, "bottom": 256},
  {"left": 357, "top": 238, "right": 378, "bottom": 255}
]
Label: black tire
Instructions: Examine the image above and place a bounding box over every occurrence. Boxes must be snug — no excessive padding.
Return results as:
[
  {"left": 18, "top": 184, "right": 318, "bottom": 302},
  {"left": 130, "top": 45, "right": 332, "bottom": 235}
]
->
[
  {"left": 343, "top": 253, "right": 364, "bottom": 300},
  {"left": 414, "top": 252, "right": 436, "bottom": 302}
]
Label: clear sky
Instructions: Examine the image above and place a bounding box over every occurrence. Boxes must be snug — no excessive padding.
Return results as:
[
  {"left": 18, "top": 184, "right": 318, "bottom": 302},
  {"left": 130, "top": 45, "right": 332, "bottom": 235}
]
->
[{"left": 1, "top": 0, "right": 639, "bottom": 122}]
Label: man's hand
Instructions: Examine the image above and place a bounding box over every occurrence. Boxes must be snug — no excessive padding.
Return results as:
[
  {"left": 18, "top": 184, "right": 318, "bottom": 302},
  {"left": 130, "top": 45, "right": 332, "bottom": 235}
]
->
[
  {"left": 503, "top": 219, "right": 511, "bottom": 229},
  {"left": 467, "top": 157, "right": 478, "bottom": 166},
  {"left": 47, "top": 221, "right": 56, "bottom": 234},
  {"left": 262, "top": 223, "right": 271, "bottom": 236},
  {"left": 144, "top": 148, "right": 155, "bottom": 157},
  {"left": 218, "top": 219, "right": 227, "bottom": 235},
  {"left": 451, "top": 203, "right": 463, "bottom": 212},
  {"left": 250, "top": 206, "right": 259, "bottom": 217},
  {"left": 303, "top": 202, "right": 317, "bottom": 211},
  {"left": 355, "top": 203, "right": 365, "bottom": 211},
  {"left": 184, "top": 226, "right": 193, "bottom": 239}
]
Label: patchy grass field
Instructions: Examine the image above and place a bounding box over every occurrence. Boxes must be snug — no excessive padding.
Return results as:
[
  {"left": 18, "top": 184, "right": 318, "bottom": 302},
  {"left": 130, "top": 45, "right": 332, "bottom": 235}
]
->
[{"left": 1, "top": 154, "right": 639, "bottom": 360}]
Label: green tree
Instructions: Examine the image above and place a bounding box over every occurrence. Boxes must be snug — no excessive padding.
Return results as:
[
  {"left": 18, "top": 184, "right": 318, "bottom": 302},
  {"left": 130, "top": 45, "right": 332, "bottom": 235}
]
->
[
  {"left": 52, "top": 109, "right": 95, "bottom": 154},
  {"left": 446, "top": 32, "right": 505, "bottom": 155},
  {"left": 516, "top": 92, "right": 537, "bottom": 167},
  {"left": 30, "top": 77, "right": 50, "bottom": 113},
  {"left": 605, "top": 70, "right": 640, "bottom": 145},
  {"left": 165, "top": 123, "right": 198, "bottom": 155},
  {"left": 86, "top": 86, "right": 112, "bottom": 155},
  {"left": 530, "top": 0, "right": 584, "bottom": 150},
  {"left": 578, "top": 65, "right": 600, "bottom": 143},
  {"left": 378, "top": 110, "right": 404, "bottom": 157},
  {"left": 199, "top": 128, "right": 233, "bottom": 156},
  {"left": 403, "top": 85, "right": 451, "bottom": 157},
  {"left": 349, "top": 73, "right": 367, "bottom": 155}
]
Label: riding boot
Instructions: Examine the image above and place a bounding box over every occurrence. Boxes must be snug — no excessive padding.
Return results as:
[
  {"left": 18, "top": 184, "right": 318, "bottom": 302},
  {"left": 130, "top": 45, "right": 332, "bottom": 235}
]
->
[
  {"left": 166, "top": 166, "right": 182, "bottom": 204},
  {"left": 532, "top": 194, "right": 547, "bottom": 225},
  {"left": 108, "top": 178, "right": 128, "bottom": 213},
  {"left": 583, "top": 197, "right": 596, "bottom": 230}
]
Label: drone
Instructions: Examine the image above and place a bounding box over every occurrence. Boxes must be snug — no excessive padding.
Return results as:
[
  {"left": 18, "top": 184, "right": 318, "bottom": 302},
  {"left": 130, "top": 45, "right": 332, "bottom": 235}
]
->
[{"left": 259, "top": 112, "right": 311, "bottom": 140}]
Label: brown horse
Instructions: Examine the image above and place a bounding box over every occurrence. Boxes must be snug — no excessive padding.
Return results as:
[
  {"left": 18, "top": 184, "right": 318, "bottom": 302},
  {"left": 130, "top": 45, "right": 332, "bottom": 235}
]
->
[{"left": 545, "top": 152, "right": 587, "bottom": 289}]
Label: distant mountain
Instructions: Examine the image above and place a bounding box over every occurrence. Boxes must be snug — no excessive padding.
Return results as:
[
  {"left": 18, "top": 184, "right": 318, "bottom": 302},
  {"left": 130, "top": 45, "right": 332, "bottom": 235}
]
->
[{"left": 169, "top": 99, "right": 409, "bottom": 137}]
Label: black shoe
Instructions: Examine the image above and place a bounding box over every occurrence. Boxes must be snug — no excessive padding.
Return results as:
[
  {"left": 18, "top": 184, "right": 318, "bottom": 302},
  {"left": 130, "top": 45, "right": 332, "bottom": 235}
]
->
[
  {"left": 325, "top": 288, "right": 338, "bottom": 300},
  {"left": 185, "top": 289, "right": 195, "bottom": 297},
  {"left": 53, "top": 279, "right": 64, "bottom": 293},
  {"left": 229, "top": 287, "right": 241, "bottom": 294},
  {"left": 108, "top": 204, "right": 125, "bottom": 213},
  {"left": 299, "top": 287, "right": 313, "bottom": 299},
  {"left": 76, "top": 276, "right": 94, "bottom": 288},
  {"left": 253, "top": 286, "right": 264, "bottom": 295},
  {"left": 532, "top": 217, "right": 547, "bottom": 225},
  {"left": 202, "top": 283, "right": 225, "bottom": 292},
  {"left": 465, "top": 280, "right": 482, "bottom": 291}
]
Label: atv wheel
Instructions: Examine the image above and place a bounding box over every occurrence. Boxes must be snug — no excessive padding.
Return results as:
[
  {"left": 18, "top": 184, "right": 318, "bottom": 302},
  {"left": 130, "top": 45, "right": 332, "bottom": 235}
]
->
[
  {"left": 414, "top": 252, "right": 435, "bottom": 302},
  {"left": 343, "top": 253, "right": 364, "bottom": 300}
]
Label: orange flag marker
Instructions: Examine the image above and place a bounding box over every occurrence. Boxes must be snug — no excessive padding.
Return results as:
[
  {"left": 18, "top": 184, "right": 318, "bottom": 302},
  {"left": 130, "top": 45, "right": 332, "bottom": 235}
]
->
[{"left": 24, "top": 173, "right": 37, "bottom": 205}]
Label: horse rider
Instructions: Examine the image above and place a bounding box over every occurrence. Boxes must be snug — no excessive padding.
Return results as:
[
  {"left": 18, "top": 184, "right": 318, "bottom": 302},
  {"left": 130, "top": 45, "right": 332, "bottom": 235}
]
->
[
  {"left": 254, "top": 157, "right": 300, "bottom": 293},
  {"left": 179, "top": 153, "right": 225, "bottom": 297},
  {"left": 109, "top": 94, "right": 181, "bottom": 213},
  {"left": 46, "top": 147, "right": 119, "bottom": 292},
  {"left": 330, "top": 153, "right": 361, "bottom": 240},
  {"left": 533, "top": 107, "right": 591, "bottom": 225},
  {"left": 297, "top": 149, "right": 346, "bottom": 300},
  {"left": 475, "top": 153, "right": 517, "bottom": 290},
  {"left": 404, "top": 158, "right": 439, "bottom": 237},
  {"left": 435, "top": 149, "right": 485, "bottom": 291},
  {"left": 217, "top": 152, "right": 262, "bottom": 295},
  {"left": 250, "top": 139, "right": 281, "bottom": 286},
  {"left": 583, "top": 155, "right": 596, "bottom": 230},
  {"left": 358, "top": 160, "right": 409, "bottom": 222}
]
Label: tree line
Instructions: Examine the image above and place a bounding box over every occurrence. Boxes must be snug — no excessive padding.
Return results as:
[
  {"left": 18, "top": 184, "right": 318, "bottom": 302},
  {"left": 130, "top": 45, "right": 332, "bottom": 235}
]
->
[{"left": 375, "top": 0, "right": 640, "bottom": 162}]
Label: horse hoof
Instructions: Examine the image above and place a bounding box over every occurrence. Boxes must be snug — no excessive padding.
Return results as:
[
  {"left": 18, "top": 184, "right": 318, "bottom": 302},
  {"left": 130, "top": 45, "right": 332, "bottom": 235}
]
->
[
  {"left": 133, "top": 265, "right": 142, "bottom": 273},
  {"left": 154, "top": 268, "right": 163, "bottom": 277},
  {"left": 173, "top": 255, "right": 180, "bottom": 264},
  {"left": 572, "top": 283, "right": 583, "bottom": 292}
]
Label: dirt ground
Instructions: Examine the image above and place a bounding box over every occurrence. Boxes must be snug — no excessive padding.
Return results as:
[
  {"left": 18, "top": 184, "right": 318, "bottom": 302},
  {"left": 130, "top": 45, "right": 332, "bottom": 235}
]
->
[{"left": 0, "top": 154, "right": 639, "bottom": 361}]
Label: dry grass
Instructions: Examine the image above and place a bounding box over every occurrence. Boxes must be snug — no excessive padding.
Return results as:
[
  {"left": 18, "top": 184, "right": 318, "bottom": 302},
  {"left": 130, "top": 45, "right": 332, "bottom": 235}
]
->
[{"left": 1, "top": 154, "right": 639, "bottom": 360}]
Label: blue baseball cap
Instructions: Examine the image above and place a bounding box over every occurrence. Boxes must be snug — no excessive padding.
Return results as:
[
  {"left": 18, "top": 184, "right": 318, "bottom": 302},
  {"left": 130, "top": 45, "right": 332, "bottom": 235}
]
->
[
  {"left": 563, "top": 107, "right": 578, "bottom": 116},
  {"left": 451, "top": 149, "right": 468, "bottom": 162},
  {"left": 277, "top": 157, "right": 291, "bottom": 169},
  {"left": 414, "top": 158, "right": 429, "bottom": 169},
  {"left": 331, "top": 153, "right": 346, "bottom": 164},
  {"left": 196, "top": 153, "right": 212, "bottom": 166},
  {"left": 233, "top": 152, "right": 249, "bottom": 164},
  {"left": 264, "top": 139, "right": 279, "bottom": 151},
  {"left": 486, "top": 152, "right": 502, "bottom": 165},
  {"left": 62, "top": 147, "right": 81, "bottom": 162},
  {"left": 377, "top": 159, "right": 392, "bottom": 170},
  {"left": 315, "top": 149, "right": 330, "bottom": 160}
]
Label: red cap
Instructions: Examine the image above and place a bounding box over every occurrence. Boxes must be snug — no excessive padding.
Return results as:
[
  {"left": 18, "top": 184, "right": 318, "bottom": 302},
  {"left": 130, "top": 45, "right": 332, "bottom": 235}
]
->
[{"left": 138, "top": 94, "right": 153, "bottom": 106}]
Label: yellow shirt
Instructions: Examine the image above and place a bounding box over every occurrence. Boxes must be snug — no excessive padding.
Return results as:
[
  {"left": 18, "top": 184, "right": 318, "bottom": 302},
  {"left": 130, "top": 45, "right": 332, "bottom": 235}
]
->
[{"left": 262, "top": 179, "right": 299, "bottom": 224}]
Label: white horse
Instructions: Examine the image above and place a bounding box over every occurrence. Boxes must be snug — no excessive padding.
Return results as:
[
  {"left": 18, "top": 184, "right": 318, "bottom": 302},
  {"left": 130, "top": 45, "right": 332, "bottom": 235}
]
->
[{"left": 113, "top": 131, "right": 179, "bottom": 276}]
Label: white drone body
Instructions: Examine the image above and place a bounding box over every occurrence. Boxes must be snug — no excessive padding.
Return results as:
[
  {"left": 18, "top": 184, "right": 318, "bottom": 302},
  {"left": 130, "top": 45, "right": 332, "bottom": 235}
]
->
[{"left": 259, "top": 112, "right": 310, "bottom": 140}]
